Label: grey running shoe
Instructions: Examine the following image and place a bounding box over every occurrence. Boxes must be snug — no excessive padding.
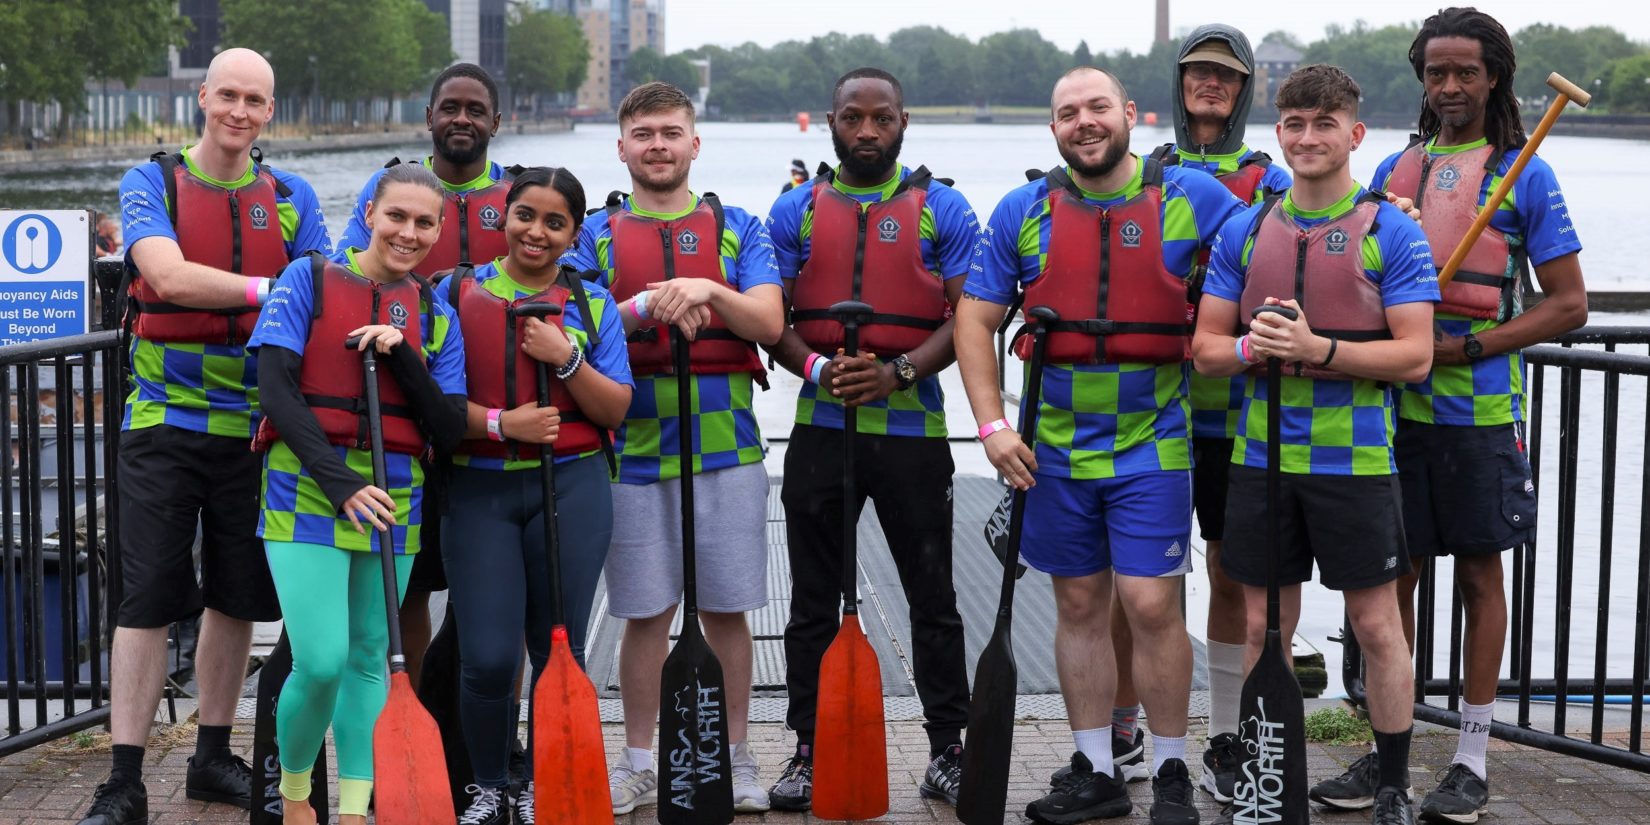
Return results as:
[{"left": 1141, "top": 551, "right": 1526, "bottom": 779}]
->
[
  {"left": 609, "top": 763, "right": 658, "bottom": 815},
  {"left": 919, "top": 744, "right": 963, "bottom": 806},
  {"left": 1374, "top": 786, "right": 1416, "bottom": 825},
  {"left": 1419, "top": 764, "right": 1489, "bottom": 824},
  {"left": 768, "top": 754, "right": 813, "bottom": 812},
  {"left": 1200, "top": 732, "right": 1240, "bottom": 803},
  {"left": 1310, "top": 751, "right": 1382, "bottom": 810},
  {"left": 1150, "top": 758, "right": 1200, "bottom": 825},
  {"left": 1027, "top": 752, "right": 1133, "bottom": 824},
  {"left": 731, "top": 742, "right": 770, "bottom": 813}
]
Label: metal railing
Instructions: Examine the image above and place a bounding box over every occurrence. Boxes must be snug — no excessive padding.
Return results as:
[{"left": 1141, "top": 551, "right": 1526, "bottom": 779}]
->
[{"left": 1344, "top": 326, "right": 1650, "bottom": 773}]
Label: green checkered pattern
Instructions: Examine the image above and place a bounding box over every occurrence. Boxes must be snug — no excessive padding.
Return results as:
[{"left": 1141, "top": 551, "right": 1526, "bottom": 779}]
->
[
  {"left": 1029, "top": 361, "right": 1193, "bottom": 479},
  {"left": 615, "top": 371, "right": 765, "bottom": 483},
  {"left": 1232, "top": 375, "right": 1395, "bottom": 475},
  {"left": 1189, "top": 372, "right": 1244, "bottom": 438},
  {"left": 259, "top": 440, "right": 424, "bottom": 553}
]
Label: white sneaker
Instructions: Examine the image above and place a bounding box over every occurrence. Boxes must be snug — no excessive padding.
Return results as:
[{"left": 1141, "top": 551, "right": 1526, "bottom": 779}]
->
[
  {"left": 610, "top": 762, "right": 658, "bottom": 815},
  {"left": 731, "top": 741, "right": 771, "bottom": 813}
]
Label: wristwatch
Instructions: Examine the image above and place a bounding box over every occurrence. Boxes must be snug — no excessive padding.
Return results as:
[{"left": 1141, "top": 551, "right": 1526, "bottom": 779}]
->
[
  {"left": 890, "top": 354, "right": 917, "bottom": 390},
  {"left": 1462, "top": 333, "right": 1484, "bottom": 360}
]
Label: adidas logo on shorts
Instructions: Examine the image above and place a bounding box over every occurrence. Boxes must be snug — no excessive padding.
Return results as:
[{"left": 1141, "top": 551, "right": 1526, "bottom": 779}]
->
[{"left": 1165, "top": 541, "right": 1183, "bottom": 558}]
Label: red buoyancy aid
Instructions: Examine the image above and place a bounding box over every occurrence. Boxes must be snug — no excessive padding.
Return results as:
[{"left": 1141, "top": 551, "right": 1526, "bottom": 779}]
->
[
  {"left": 790, "top": 166, "right": 948, "bottom": 355},
  {"left": 1383, "top": 142, "right": 1517, "bottom": 320},
  {"left": 389, "top": 158, "right": 513, "bottom": 276},
  {"left": 124, "top": 151, "right": 292, "bottom": 345},
  {"left": 1015, "top": 162, "right": 1193, "bottom": 365},
  {"left": 256, "top": 254, "right": 429, "bottom": 455},
  {"left": 1238, "top": 194, "right": 1390, "bottom": 380},
  {"left": 604, "top": 193, "right": 768, "bottom": 384},
  {"left": 449, "top": 264, "right": 604, "bottom": 460}
]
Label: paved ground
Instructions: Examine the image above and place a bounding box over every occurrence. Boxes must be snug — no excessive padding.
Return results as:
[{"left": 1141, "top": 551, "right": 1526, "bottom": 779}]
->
[{"left": 6, "top": 716, "right": 1648, "bottom": 824}]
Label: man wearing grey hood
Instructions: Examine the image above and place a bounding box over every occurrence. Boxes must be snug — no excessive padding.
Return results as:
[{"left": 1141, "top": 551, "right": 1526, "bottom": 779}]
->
[{"left": 1105, "top": 23, "right": 1292, "bottom": 809}]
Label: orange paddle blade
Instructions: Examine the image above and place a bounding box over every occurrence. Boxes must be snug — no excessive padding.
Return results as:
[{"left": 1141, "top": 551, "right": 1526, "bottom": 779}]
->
[
  {"left": 534, "top": 627, "right": 610, "bottom": 824},
  {"left": 811, "top": 614, "right": 888, "bottom": 820},
  {"left": 372, "top": 672, "right": 454, "bottom": 824}
]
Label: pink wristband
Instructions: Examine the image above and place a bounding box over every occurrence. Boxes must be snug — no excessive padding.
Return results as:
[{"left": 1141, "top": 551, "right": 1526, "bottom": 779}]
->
[
  {"left": 978, "top": 418, "right": 1012, "bottom": 440},
  {"left": 245, "top": 278, "right": 263, "bottom": 307},
  {"left": 803, "top": 352, "right": 822, "bottom": 383},
  {"left": 486, "top": 408, "right": 504, "bottom": 442},
  {"left": 1241, "top": 334, "right": 1255, "bottom": 364}
]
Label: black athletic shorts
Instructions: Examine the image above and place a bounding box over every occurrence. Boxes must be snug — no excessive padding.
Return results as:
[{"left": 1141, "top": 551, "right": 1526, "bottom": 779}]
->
[
  {"left": 406, "top": 458, "right": 448, "bottom": 594},
  {"left": 116, "top": 424, "right": 280, "bottom": 628},
  {"left": 1395, "top": 419, "right": 1536, "bottom": 556},
  {"left": 1220, "top": 464, "right": 1411, "bottom": 592},
  {"left": 1192, "top": 438, "right": 1235, "bottom": 541}
]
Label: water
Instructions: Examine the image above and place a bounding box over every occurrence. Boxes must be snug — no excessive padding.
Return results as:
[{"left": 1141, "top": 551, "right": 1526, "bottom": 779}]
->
[{"left": 5, "top": 123, "right": 1647, "bottom": 699}]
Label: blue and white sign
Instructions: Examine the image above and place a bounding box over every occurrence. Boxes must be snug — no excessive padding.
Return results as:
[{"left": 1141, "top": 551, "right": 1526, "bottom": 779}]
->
[{"left": 0, "top": 210, "right": 91, "bottom": 345}]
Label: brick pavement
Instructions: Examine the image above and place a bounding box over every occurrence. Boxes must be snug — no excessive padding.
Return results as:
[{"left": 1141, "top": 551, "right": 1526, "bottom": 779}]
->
[{"left": 4, "top": 719, "right": 1648, "bottom": 824}]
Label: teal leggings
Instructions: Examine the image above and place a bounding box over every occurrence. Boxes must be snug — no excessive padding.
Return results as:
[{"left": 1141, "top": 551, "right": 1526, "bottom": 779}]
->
[{"left": 266, "top": 540, "right": 413, "bottom": 786}]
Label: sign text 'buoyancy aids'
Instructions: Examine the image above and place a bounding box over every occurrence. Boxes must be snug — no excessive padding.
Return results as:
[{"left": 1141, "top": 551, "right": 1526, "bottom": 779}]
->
[
  {"left": 254, "top": 253, "right": 430, "bottom": 455},
  {"left": 123, "top": 151, "right": 291, "bottom": 345},
  {"left": 1237, "top": 193, "right": 1391, "bottom": 380},
  {"left": 790, "top": 166, "right": 948, "bottom": 355},
  {"left": 1014, "top": 162, "right": 1192, "bottom": 365},
  {"left": 386, "top": 157, "right": 515, "bottom": 277},
  {"left": 448, "top": 264, "right": 605, "bottom": 460},
  {"left": 603, "top": 192, "right": 768, "bottom": 385},
  {"left": 1383, "top": 142, "right": 1522, "bottom": 320}
]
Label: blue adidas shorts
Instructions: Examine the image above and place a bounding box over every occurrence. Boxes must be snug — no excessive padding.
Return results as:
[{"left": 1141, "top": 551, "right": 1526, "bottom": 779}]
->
[{"left": 1018, "top": 470, "right": 1194, "bottom": 578}]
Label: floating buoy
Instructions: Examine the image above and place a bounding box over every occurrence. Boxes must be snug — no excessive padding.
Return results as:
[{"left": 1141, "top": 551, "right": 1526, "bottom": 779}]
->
[
  {"left": 798, "top": 111, "right": 811, "bottom": 131},
  {"left": 1144, "top": 111, "right": 1158, "bottom": 126}
]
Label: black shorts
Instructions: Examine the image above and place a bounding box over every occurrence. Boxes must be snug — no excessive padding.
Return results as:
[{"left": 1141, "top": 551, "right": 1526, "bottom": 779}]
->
[
  {"left": 1220, "top": 464, "right": 1411, "bottom": 592},
  {"left": 1395, "top": 419, "right": 1536, "bottom": 556},
  {"left": 1192, "top": 438, "right": 1235, "bottom": 541},
  {"left": 116, "top": 425, "right": 280, "bottom": 628},
  {"left": 405, "top": 459, "right": 448, "bottom": 594}
]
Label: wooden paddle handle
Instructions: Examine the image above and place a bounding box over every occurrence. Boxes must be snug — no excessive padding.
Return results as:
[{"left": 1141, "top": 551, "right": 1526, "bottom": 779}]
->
[{"left": 1435, "top": 72, "right": 1591, "bottom": 290}]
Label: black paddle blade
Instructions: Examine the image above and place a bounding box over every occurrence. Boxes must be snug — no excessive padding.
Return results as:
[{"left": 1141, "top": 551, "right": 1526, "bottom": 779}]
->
[
  {"left": 1231, "top": 630, "right": 1310, "bottom": 825},
  {"left": 657, "top": 618, "right": 734, "bottom": 825},
  {"left": 956, "top": 621, "right": 1018, "bottom": 825},
  {"left": 982, "top": 487, "right": 1029, "bottom": 579},
  {"left": 415, "top": 605, "right": 473, "bottom": 816},
  {"left": 251, "top": 632, "right": 330, "bottom": 825}
]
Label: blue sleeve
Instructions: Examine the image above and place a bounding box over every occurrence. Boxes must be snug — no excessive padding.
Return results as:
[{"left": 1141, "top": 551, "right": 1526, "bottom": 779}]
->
[
  {"left": 247, "top": 258, "right": 317, "bottom": 356},
  {"left": 962, "top": 183, "right": 1040, "bottom": 305},
  {"left": 1202, "top": 206, "right": 1258, "bottom": 303},
  {"left": 560, "top": 218, "right": 605, "bottom": 286},
  {"left": 1369, "top": 151, "right": 1403, "bottom": 192},
  {"left": 765, "top": 184, "right": 809, "bottom": 281},
  {"left": 727, "top": 209, "right": 783, "bottom": 293},
  {"left": 1509, "top": 154, "right": 1582, "bottom": 267},
  {"left": 1177, "top": 169, "right": 1249, "bottom": 248},
  {"left": 928, "top": 183, "right": 983, "bottom": 280},
  {"left": 336, "top": 170, "right": 381, "bottom": 255},
  {"left": 424, "top": 287, "right": 468, "bottom": 396},
  {"left": 586, "top": 287, "right": 634, "bottom": 388},
  {"left": 1374, "top": 203, "right": 1441, "bottom": 307},
  {"left": 275, "top": 172, "right": 333, "bottom": 258},
  {"left": 1259, "top": 165, "right": 1293, "bottom": 199},
  {"left": 119, "top": 163, "right": 175, "bottom": 250}
]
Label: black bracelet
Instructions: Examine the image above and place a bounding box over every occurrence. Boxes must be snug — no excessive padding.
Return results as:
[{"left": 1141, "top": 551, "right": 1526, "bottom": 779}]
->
[
  {"left": 555, "top": 345, "right": 584, "bottom": 381},
  {"left": 1319, "top": 336, "right": 1339, "bottom": 367}
]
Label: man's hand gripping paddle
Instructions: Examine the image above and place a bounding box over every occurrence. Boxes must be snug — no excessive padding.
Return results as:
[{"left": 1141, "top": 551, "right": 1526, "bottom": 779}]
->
[
  {"left": 811, "top": 300, "right": 890, "bottom": 821},
  {"left": 510, "top": 303, "right": 610, "bottom": 824},
  {"left": 1231, "top": 306, "right": 1308, "bottom": 825},
  {"left": 351, "top": 337, "right": 454, "bottom": 824},
  {"left": 657, "top": 324, "right": 735, "bottom": 825},
  {"left": 956, "top": 305, "right": 1059, "bottom": 825}
]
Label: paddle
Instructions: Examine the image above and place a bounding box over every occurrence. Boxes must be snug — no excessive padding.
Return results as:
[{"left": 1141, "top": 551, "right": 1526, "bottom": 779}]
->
[
  {"left": 956, "top": 304, "right": 1060, "bottom": 825},
  {"left": 354, "top": 338, "right": 454, "bottom": 824},
  {"left": 510, "top": 302, "right": 610, "bottom": 824},
  {"left": 250, "top": 631, "right": 330, "bottom": 825},
  {"left": 1231, "top": 305, "right": 1308, "bottom": 825},
  {"left": 812, "top": 300, "right": 890, "bottom": 821},
  {"left": 657, "top": 325, "right": 735, "bottom": 825},
  {"left": 1434, "top": 72, "right": 1591, "bottom": 291}
]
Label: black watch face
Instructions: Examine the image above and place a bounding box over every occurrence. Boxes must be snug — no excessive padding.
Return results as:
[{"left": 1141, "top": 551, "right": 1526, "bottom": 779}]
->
[{"left": 1464, "top": 338, "right": 1482, "bottom": 358}]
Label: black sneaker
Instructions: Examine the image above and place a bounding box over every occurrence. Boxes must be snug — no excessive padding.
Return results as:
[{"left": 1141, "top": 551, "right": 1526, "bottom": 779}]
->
[
  {"left": 1419, "top": 764, "right": 1489, "bottom": 824},
  {"left": 457, "top": 784, "right": 511, "bottom": 825},
  {"left": 768, "top": 754, "right": 813, "bottom": 812},
  {"left": 513, "top": 780, "right": 536, "bottom": 825},
  {"left": 1201, "top": 732, "right": 1240, "bottom": 803},
  {"left": 508, "top": 734, "right": 528, "bottom": 792},
  {"left": 1027, "top": 752, "right": 1133, "bottom": 824},
  {"left": 1374, "top": 786, "right": 1416, "bottom": 825},
  {"left": 1050, "top": 728, "right": 1148, "bottom": 785},
  {"left": 185, "top": 753, "right": 251, "bottom": 809},
  {"left": 1151, "top": 758, "right": 1200, "bottom": 825},
  {"left": 1310, "top": 751, "right": 1381, "bottom": 810},
  {"left": 76, "top": 779, "right": 148, "bottom": 825},
  {"left": 919, "top": 744, "right": 963, "bottom": 807}
]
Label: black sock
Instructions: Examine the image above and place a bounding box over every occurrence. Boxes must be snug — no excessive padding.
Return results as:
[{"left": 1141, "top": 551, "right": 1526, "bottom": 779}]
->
[
  {"left": 195, "top": 724, "right": 232, "bottom": 762},
  {"left": 929, "top": 732, "right": 962, "bottom": 759},
  {"left": 1373, "top": 727, "right": 1413, "bottom": 793},
  {"left": 111, "top": 744, "right": 145, "bottom": 785}
]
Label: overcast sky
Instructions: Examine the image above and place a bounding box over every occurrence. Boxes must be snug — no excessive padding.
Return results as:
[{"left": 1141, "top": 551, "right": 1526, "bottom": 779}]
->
[{"left": 667, "top": 0, "right": 1650, "bottom": 53}]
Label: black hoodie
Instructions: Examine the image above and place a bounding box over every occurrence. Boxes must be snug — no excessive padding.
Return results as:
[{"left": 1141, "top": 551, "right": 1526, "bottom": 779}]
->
[{"left": 1172, "top": 24, "right": 1257, "bottom": 159}]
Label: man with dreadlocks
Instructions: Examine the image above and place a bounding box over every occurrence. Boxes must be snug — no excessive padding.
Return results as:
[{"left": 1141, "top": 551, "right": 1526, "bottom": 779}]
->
[{"left": 1309, "top": 9, "right": 1588, "bottom": 823}]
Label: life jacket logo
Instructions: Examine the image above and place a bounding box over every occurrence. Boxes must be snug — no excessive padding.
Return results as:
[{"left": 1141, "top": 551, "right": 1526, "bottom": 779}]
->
[
  {"left": 477, "top": 204, "right": 502, "bottom": 230},
  {"left": 388, "top": 301, "right": 409, "bottom": 329},
  {"left": 877, "top": 215, "right": 901, "bottom": 243},
  {"left": 1435, "top": 163, "right": 1461, "bottom": 192},
  {"left": 1119, "top": 219, "right": 1144, "bottom": 248},
  {"left": 677, "top": 228, "right": 700, "bottom": 255},
  {"left": 248, "top": 202, "right": 269, "bottom": 230},
  {"left": 1325, "top": 227, "right": 1350, "bottom": 255}
]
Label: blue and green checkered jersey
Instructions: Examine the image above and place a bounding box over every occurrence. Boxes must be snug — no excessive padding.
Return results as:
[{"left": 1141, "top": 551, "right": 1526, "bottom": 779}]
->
[
  {"left": 561, "top": 194, "right": 783, "bottom": 484},
  {"left": 337, "top": 158, "right": 510, "bottom": 254},
  {"left": 965, "top": 157, "right": 1247, "bottom": 479},
  {"left": 766, "top": 164, "right": 981, "bottom": 437},
  {"left": 1169, "top": 144, "right": 1294, "bottom": 206},
  {"left": 451, "top": 259, "right": 633, "bottom": 471},
  {"left": 1372, "top": 139, "right": 1583, "bottom": 426},
  {"left": 247, "top": 249, "right": 467, "bottom": 553},
  {"left": 118, "top": 149, "right": 332, "bottom": 437},
  {"left": 1203, "top": 186, "right": 1441, "bottom": 475}
]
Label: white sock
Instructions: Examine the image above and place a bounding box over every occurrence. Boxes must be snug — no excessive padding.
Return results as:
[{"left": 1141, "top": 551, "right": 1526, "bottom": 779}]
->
[
  {"left": 625, "top": 747, "right": 654, "bottom": 773},
  {"left": 1206, "top": 640, "right": 1246, "bottom": 737},
  {"left": 1151, "top": 733, "right": 1187, "bottom": 776},
  {"left": 1452, "top": 701, "right": 1493, "bottom": 780},
  {"left": 1073, "top": 726, "right": 1115, "bottom": 777}
]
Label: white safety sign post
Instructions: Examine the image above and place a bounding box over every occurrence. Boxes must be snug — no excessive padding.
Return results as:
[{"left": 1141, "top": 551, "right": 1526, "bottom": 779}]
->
[{"left": 0, "top": 210, "right": 93, "bottom": 346}]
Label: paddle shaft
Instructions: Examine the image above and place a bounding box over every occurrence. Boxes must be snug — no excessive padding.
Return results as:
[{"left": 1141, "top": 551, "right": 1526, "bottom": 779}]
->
[
  {"left": 533, "top": 360, "right": 568, "bottom": 626},
  {"left": 839, "top": 324, "right": 861, "bottom": 616},
  {"left": 1265, "top": 354, "right": 1282, "bottom": 634},
  {"left": 996, "top": 316, "right": 1055, "bottom": 618},
  {"left": 359, "top": 346, "right": 409, "bottom": 671},
  {"left": 1436, "top": 72, "right": 1591, "bottom": 291},
  {"left": 672, "top": 325, "right": 699, "bottom": 618}
]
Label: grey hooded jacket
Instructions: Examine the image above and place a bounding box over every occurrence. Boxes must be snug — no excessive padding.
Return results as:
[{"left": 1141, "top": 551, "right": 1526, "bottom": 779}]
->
[{"left": 1172, "top": 24, "right": 1257, "bottom": 158}]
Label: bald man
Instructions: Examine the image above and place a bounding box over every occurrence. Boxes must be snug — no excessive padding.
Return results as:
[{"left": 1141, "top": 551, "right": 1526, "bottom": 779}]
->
[{"left": 78, "top": 48, "right": 331, "bottom": 825}]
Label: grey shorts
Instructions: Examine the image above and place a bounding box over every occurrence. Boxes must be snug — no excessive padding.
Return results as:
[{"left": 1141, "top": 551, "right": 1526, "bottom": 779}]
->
[{"left": 604, "top": 462, "right": 770, "bottom": 619}]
